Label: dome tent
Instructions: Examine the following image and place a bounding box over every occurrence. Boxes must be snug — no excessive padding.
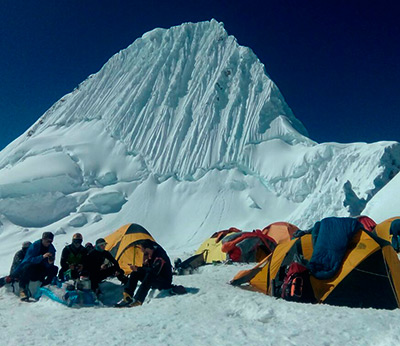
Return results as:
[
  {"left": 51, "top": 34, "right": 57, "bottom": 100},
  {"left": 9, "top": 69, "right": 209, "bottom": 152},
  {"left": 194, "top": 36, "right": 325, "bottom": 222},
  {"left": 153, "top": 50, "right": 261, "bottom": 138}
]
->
[
  {"left": 221, "top": 230, "right": 276, "bottom": 262},
  {"left": 374, "top": 216, "right": 400, "bottom": 252},
  {"left": 220, "top": 221, "right": 298, "bottom": 263},
  {"left": 232, "top": 218, "right": 400, "bottom": 309},
  {"left": 104, "top": 223, "right": 155, "bottom": 274},
  {"left": 173, "top": 228, "right": 241, "bottom": 275},
  {"left": 176, "top": 223, "right": 299, "bottom": 275},
  {"left": 195, "top": 228, "right": 241, "bottom": 263},
  {"left": 261, "top": 221, "right": 298, "bottom": 244},
  {"left": 195, "top": 222, "right": 298, "bottom": 265}
]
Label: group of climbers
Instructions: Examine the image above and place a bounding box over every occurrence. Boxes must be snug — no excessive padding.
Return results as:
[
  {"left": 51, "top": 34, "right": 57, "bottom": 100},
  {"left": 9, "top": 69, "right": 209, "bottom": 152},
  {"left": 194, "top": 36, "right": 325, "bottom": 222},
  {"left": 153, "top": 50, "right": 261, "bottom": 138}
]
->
[{"left": 4, "top": 231, "right": 177, "bottom": 307}]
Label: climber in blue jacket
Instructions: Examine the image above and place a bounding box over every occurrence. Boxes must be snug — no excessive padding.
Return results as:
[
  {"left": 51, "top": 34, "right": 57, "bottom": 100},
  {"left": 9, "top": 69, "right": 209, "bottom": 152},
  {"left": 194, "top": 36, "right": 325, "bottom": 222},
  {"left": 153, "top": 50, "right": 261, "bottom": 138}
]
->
[{"left": 13, "top": 232, "right": 58, "bottom": 301}]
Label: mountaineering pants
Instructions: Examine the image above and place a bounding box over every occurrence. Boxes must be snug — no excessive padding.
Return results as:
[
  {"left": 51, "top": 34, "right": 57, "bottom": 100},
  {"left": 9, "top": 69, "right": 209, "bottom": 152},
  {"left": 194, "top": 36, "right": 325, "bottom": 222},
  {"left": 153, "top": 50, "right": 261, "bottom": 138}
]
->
[
  {"left": 17, "top": 263, "right": 58, "bottom": 290},
  {"left": 125, "top": 269, "right": 172, "bottom": 303},
  {"left": 89, "top": 265, "right": 125, "bottom": 290}
]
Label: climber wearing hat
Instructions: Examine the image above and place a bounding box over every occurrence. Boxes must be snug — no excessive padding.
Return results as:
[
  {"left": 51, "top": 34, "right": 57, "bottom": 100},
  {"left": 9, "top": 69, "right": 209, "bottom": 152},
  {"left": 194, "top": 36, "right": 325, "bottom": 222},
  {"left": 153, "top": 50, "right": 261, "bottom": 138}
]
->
[
  {"left": 9, "top": 240, "right": 32, "bottom": 277},
  {"left": 58, "top": 233, "right": 89, "bottom": 281},
  {"left": 86, "top": 238, "right": 128, "bottom": 294},
  {"left": 0, "top": 241, "right": 33, "bottom": 288}
]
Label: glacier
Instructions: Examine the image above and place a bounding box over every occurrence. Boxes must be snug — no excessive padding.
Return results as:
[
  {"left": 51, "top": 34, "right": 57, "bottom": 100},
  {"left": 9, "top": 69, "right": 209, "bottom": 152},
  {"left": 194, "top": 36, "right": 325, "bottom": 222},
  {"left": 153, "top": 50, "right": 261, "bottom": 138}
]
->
[{"left": 0, "top": 19, "right": 399, "bottom": 272}]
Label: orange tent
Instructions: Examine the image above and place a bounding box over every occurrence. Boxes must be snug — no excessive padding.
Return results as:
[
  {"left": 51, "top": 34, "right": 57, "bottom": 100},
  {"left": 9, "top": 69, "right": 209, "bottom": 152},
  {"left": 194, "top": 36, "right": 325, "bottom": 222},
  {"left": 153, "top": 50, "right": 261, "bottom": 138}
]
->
[{"left": 261, "top": 221, "right": 298, "bottom": 244}]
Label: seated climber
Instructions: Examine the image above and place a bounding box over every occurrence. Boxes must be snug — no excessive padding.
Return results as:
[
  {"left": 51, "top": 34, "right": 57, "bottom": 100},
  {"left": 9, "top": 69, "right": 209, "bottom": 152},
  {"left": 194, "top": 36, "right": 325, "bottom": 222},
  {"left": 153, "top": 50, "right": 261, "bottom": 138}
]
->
[
  {"left": 0, "top": 241, "right": 32, "bottom": 288},
  {"left": 85, "top": 242, "right": 94, "bottom": 251},
  {"left": 86, "top": 238, "right": 127, "bottom": 294},
  {"left": 58, "top": 233, "right": 88, "bottom": 281},
  {"left": 10, "top": 241, "right": 32, "bottom": 278},
  {"left": 116, "top": 239, "right": 173, "bottom": 307},
  {"left": 13, "top": 232, "right": 58, "bottom": 301}
]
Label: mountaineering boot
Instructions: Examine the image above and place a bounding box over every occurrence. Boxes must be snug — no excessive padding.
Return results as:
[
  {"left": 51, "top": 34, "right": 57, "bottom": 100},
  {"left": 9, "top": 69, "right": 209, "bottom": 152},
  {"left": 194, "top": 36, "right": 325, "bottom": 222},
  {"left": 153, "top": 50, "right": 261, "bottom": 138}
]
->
[
  {"left": 19, "top": 289, "right": 29, "bottom": 302},
  {"left": 127, "top": 300, "right": 142, "bottom": 308},
  {"left": 115, "top": 292, "right": 133, "bottom": 307}
]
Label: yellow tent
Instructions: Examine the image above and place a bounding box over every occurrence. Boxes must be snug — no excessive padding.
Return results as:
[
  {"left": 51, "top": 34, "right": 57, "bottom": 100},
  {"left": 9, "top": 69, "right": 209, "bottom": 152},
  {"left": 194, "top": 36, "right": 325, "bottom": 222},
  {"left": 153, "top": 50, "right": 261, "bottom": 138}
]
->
[
  {"left": 232, "top": 230, "right": 400, "bottom": 309},
  {"left": 374, "top": 216, "right": 400, "bottom": 241},
  {"left": 105, "top": 223, "right": 155, "bottom": 274},
  {"left": 195, "top": 237, "right": 228, "bottom": 263},
  {"left": 195, "top": 228, "right": 240, "bottom": 263}
]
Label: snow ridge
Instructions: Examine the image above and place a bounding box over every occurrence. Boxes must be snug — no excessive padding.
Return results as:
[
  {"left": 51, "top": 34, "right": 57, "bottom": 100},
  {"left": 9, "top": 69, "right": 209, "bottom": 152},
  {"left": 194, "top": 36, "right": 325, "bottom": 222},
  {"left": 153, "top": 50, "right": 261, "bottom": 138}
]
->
[{"left": 18, "top": 19, "right": 308, "bottom": 179}]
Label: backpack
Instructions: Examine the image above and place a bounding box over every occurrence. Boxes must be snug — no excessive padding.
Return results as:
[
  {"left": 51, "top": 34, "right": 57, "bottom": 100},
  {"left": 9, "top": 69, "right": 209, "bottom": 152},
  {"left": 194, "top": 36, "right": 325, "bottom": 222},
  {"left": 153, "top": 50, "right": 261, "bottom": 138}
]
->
[{"left": 280, "top": 262, "right": 315, "bottom": 303}]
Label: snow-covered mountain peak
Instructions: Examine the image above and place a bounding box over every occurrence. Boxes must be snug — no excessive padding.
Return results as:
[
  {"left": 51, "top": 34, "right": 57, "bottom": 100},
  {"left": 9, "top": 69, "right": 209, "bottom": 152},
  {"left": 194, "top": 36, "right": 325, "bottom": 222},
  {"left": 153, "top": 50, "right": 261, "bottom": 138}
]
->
[{"left": 16, "top": 20, "right": 308, "bottom": 180}]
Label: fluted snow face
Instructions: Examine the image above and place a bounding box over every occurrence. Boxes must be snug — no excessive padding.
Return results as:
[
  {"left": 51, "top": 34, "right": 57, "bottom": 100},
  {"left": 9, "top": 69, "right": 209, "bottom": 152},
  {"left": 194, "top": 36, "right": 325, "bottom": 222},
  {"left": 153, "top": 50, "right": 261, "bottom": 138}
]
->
[{"left": 27, "top": 20, "right": 308, "bottom": 179}]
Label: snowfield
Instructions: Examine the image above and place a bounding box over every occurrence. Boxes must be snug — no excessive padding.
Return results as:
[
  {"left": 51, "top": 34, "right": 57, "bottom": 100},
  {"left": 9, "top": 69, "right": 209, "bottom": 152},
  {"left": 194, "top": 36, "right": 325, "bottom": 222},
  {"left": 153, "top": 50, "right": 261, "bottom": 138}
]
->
[{"left": 1, "top": 263, "right": 400, "bottom": 346}]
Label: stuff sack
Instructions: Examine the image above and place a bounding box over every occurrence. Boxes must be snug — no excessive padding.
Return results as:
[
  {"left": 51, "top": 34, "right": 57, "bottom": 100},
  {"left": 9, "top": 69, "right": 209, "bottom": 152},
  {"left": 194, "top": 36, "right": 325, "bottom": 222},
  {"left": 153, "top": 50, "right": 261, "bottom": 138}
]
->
[{"left": 281, "top": 262, "right": 315, "bottom": 303}]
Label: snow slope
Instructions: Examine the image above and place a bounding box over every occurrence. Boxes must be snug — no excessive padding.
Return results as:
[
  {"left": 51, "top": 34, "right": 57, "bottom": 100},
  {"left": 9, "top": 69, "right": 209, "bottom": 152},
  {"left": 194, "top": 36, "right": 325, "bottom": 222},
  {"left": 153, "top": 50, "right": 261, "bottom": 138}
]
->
[{"left": 364, "top": 170, "right": 400, "bottom": 222}]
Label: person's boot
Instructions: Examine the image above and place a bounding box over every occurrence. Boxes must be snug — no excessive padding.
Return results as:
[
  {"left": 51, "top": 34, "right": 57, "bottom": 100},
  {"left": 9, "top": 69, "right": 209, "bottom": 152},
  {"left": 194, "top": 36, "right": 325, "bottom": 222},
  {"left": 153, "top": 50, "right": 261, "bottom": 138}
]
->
[
  {"left": 115, "top": 292, "right": 133, "bottom": 307},
  {"left": 128, "top": 300, "right": 142, "bottom": 308},
  {"left": 19, "top": 288, "right": 29, "bottom": 302}
]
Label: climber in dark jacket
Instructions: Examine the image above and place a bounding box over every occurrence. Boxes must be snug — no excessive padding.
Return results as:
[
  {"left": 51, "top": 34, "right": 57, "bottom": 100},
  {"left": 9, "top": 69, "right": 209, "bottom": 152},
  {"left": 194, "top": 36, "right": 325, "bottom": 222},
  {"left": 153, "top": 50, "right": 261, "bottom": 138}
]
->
[
  {"left": 10, "top": 241, "right": 32, "bottom": 277},
  {"left": 116, "top": 239, "right": 173, "bottom": 307},
  {"left": 0, "top": 241, "right": 32, "bottom": 288},
  {"left": 13, "top": 232, "right": 58, "bottom": 301},
  {"left": 86, "top": 238, "right": 127, "bottom": 292},
  {"left": 58, "top": 233, "right": 88, "bottom": 281}
]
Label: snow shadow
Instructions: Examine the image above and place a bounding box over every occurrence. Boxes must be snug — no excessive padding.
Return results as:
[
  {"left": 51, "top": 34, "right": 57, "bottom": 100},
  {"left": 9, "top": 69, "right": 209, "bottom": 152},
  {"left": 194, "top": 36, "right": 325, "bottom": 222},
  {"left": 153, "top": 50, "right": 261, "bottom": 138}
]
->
[
  {"left": 98, "top": 280, "right": 125, "bottom": 306},
  {"left": 99, "top": 280, "right": 200, "bottom": 306}
]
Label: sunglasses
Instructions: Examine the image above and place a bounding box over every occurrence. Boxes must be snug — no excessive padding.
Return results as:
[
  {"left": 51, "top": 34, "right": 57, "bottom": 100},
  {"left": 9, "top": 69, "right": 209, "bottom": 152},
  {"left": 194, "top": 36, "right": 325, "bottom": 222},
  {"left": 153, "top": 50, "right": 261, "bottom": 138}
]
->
[{"left": 73, "top": 239, "right": 83, "bottom": 244}]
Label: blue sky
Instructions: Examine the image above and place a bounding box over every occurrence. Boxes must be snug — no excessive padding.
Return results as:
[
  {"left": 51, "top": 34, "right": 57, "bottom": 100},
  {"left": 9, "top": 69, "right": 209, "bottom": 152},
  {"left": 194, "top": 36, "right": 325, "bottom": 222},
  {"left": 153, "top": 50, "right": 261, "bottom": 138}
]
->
[{"left": 1, "top": 0, "right": 399, "bottom": 149}]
